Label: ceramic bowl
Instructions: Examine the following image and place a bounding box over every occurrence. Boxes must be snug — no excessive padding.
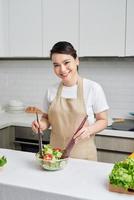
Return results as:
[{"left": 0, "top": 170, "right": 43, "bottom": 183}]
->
[{"left": 8, "top": 100, "right": 24, "bottom": 107}]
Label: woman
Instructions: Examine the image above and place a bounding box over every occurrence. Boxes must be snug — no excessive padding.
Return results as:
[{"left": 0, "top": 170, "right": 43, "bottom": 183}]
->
[{"left": 32, "top": 41, "right": 109, "bottom": 160}]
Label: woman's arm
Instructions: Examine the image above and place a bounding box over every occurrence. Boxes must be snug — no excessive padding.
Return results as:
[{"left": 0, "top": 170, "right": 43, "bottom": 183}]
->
[{"left": 73, "top": 110, "right": 108, "bottom": 143}]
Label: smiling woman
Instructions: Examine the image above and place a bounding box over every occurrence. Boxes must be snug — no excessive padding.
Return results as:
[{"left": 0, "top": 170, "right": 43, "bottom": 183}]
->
[
  {"left": 50, "top": 42, "right": 79, "bottom": 87},
  {"left": 52, "top": 53, "right": 79, "bottom": 87},
  {"left": 32, "top": 41, "right": 109, "bottom": 161}
]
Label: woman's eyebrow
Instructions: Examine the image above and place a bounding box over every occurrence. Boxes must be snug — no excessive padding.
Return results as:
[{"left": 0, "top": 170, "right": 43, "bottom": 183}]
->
[
  {"left": 63, "top": 59, "right": 71, "bottom": 62},
  {"left": 53, "top": 62, "right": 58, "bottom": 65}
]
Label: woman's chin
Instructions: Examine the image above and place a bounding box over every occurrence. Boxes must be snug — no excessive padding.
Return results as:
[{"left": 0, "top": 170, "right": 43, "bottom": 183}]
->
[{"left": 61, "top": 75, "right": 70, "bottom": 82}]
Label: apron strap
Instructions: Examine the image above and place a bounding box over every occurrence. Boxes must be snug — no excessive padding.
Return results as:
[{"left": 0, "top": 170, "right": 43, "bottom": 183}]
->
[{"left": 55, "top": 77, "right": 86, "bottom": 113}]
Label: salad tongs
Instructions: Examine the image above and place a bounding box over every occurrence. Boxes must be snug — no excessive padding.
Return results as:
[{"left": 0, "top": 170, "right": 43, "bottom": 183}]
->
[
  {"left": 36, "top": 112, "right": 43, "bottom": 157},
  {"left": 61, "top": 115, "right": 88, "bottom": 159}
]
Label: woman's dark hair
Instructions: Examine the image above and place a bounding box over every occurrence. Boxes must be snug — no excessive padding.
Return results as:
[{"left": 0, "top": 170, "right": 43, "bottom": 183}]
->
[{"left": 50, "top": 41, "right": 77, "bottom": 59}]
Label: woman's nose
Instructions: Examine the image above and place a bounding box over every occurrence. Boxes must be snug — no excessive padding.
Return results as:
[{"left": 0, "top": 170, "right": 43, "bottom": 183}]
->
[{"left": 60, "top": 64, "right": 66, "bottom": 72}]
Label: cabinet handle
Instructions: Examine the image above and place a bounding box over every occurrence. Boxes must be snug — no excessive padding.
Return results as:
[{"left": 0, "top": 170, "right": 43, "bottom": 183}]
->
[{"left": 14, "top": 140, "right": 39, "bottom": 146}]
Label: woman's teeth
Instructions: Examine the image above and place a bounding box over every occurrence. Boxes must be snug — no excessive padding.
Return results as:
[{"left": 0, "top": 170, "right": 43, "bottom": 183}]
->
[{"left": 61, "top": 73, "right": 69, "bottom": 77}]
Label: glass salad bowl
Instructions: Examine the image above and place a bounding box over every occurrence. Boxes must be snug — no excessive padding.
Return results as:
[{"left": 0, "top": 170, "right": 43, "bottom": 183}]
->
[{"left": 35, "top": 144, "right": 68, "bottom": 171}]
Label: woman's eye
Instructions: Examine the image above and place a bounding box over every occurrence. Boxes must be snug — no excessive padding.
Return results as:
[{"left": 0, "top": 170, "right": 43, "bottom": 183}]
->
[
  {"left": 54, "top": 64, "right": 59, "bottom": 68},
  {"left": 65, "top": 62, "right": 69, "bottom": 65}
]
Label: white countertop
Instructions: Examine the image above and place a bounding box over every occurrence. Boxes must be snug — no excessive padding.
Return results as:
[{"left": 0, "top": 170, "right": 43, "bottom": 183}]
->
[
  {"left": 0, "top": 148, "right": 133, "bottom": 200},
  {"left": 0, "top": 111, "right": 35, "bottom": 129},
  {"left": 0, "top": 111, "right": 134, "bottom": 138}
]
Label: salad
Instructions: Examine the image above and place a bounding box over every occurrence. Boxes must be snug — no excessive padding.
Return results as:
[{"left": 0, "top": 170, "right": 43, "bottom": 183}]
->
[
  {"left": 0, "top": 155, "right": 7, "bottom": 167},
  {"left": 36, "top": 144, "right": 68, "bottom": 170},
  {"left": 109, "top": 156, "right": 134, "bottom": 190}
]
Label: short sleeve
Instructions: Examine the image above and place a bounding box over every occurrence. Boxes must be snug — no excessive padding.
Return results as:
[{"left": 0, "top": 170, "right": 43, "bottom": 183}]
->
[
  {"left": 42, "top": 89, "right": 50, "bottom": 113},
  {"left": 92, "top": 83, "right": 109, "bottom": 114}
]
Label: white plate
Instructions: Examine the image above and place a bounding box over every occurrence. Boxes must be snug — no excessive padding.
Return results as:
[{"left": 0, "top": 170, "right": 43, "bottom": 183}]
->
[
  {"left": 7, "top": 110, "right": 25, "bottom": 114},
  {"left": 7, "top": 106, "right": 25, "bottom": 111},
  {"left": 8, "top": 100, "right": 24, "bottom": 107}
]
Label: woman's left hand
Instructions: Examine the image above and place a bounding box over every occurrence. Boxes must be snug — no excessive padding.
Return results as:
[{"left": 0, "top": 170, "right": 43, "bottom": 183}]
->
[
  {"left": 73, "top": 111, "right": 108, "bottom": 143},
  {"left": 73, "top": 126, "right": 92, "bottom": 143}
]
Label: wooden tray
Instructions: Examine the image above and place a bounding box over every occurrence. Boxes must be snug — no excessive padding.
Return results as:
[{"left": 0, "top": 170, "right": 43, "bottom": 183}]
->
[{"left": 109, "top": 183, "right": 134, "bottom": 195}]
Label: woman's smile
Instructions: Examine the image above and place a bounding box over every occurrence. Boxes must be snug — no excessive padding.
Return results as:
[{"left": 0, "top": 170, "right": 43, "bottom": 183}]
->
[{"left": 60, "top": 70, "right": 71, "bottom": 79}]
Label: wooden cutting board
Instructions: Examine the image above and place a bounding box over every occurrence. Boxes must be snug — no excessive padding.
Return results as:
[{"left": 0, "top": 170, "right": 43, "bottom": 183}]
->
[{"left": 109, "top": 183, "right": 134, "bottom": 195}]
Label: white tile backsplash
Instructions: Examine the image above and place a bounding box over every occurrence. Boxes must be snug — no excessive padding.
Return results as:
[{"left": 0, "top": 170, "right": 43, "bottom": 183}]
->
[{"left": 0, "top": 58, "right": 134, "bottom": 119}]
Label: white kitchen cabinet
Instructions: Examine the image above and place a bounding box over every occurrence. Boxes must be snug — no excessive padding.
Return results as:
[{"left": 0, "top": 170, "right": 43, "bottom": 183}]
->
[
  {"left": 42, "top": 0, "right": 79, "bottom": 57},
  {"left": 79, "top": 0, "right": 126, "bottom": 57},
  {"left": 8, "top": 0, "right": 42, "bottom": 57},
  {"left": 0, "top": 0, "right": 8, "bottom": 56},
  {"left": 126, "top": 0, "right": 134, "bottom": 56}
]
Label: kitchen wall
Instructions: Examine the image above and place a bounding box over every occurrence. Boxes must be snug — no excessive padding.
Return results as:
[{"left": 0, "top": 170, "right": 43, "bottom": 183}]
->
[{"left": 0, "top": 58, "right": 134, "bottom": 119}]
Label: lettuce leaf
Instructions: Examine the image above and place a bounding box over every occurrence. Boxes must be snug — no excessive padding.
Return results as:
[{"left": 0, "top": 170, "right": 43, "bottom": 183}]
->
[
  {"left": 0, "top": 156, "right": 7, "bottom": 167},
  {"left": 109, "top": 158, "right": 134, "bottom": 189}
]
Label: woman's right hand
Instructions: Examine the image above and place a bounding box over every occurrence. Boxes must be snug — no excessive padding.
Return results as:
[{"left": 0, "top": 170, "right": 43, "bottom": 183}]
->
[{"left": 32, "top": 119, "right": 46, "bottom": 134}]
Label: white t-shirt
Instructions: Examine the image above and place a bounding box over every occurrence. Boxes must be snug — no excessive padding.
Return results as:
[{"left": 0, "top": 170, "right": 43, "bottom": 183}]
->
[{"left": 43, "top": 78, "right": 109, "bottom": 124}]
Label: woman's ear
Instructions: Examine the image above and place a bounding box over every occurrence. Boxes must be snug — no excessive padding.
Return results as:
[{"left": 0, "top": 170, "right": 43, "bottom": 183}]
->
[{"left": 76, "top": 57, "right": 80, "bottom": 66}]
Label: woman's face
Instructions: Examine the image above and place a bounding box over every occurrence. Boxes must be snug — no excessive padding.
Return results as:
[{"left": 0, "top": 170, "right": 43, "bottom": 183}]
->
[{"left": 51, "top": 53, "right": 79, "bottom": 86}]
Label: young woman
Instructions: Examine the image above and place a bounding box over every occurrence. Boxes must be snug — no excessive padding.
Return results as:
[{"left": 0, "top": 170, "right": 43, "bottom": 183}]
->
[{"left": 32, "top": 41, "right": 109, "bottom": 160}]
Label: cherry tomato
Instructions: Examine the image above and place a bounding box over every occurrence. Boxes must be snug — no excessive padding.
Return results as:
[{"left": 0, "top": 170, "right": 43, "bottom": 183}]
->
[
  {"left": 43, "top": 154, "right": 53, "bottom": 160},
  {"left": 53, "top": 147, "right": 62, "bottom": 152}
]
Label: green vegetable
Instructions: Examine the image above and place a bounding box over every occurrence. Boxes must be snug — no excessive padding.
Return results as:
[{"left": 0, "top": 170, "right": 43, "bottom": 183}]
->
[
  {"left": 41, "top": 144, "right": 63, "bottom": 160},
  {"left": 36, "top": 144, "right": 67, "bottom": 170},
  {"left": 109, "top": 158, "right": 134, "bottom": 190},
  {"left": 0, "top": 156, "right": 7, "bottom": 167},
  {"left": 42, "top": 144, "right": 53, "bottom": 155},
  {"left": 53, "top": 150, "right": 62, "bottom": 159}
]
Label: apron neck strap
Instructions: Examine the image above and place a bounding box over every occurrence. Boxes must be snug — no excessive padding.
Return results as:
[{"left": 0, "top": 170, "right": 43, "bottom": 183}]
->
[{"left": 56, "top": 76, "right": 83, "bottom": 99}]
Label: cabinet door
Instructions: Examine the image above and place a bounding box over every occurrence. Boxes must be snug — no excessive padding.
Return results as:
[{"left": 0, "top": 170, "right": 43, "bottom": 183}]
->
[
  {"left": 8, "top": 0, "right": 42, "bottom": 57},
  {"left": 97, "top": 150, "right": 129, "bottom": 163},
  {"left": 126, "top": 0, "right": 134, "bottom": 56},
  {"left": 0, "top": 127, "right": 15, "bottom": 149},
  {"left": 79, "top": 0, "right": 126, "bottom": 56},
  {"left": 0, "top": 0, "right": 8, "bottom": 57},
  {"left": 43, "top": 0, "right": 79, "bottom": 57},
  {"left": 95, "top": 134, "right": 134, "bottom": 163}
]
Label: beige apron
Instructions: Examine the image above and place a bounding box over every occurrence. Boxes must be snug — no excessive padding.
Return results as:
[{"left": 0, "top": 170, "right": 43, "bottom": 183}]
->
[{"left": 48, "top": 77, "right": 97, "bottom": 160}]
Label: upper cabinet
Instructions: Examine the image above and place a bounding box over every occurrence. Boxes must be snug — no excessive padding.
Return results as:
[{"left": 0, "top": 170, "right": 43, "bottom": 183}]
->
[
  {"left": 42, "top": 0, "right": 79, "bottom": 57},
  {"left": 0, "top": 0, "right": 8, "bottom": 57},
  {"left": 8, "top": 0, "right": 42, "bottom": 57},
  {"left": 1, "top": 0, "right": 134, "bottom": 57},
  {"left": 79, "top": 0, "right": 126, "bottom": 57},
  {"left": 126, "top": 0, "right": 134, "bottom": 56}
]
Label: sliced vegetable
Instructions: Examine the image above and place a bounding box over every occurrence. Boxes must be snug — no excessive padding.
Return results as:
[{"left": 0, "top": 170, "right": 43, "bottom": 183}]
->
[
  {"left": 42, "top": 144, "right": 53, "bottom": 155},
  {"left": 53, "top": 147, "right": 62, "bottom": 152},
  {"left": 36, "top": 144, "right": 67, "bottom": 170},
  {"left": 41, "top": 144, "right": 63, "bottom": 160},
  {"left": 43, "top": 153, "right": 53, "bottom": 160},
  {"left": 0, "top": 156, "right": 7, "bottom": 167}
]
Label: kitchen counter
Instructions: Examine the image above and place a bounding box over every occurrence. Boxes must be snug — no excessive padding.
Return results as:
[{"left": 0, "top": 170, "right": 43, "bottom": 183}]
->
[
  {"left": 0, "top": 148, "right": 133, "bottom": 200},
  {"left": 0, "top": 111, "right": 35, "bottom": 129},
  {"left": 0, "top": 111, "right": 134, "bottom": 138}
]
